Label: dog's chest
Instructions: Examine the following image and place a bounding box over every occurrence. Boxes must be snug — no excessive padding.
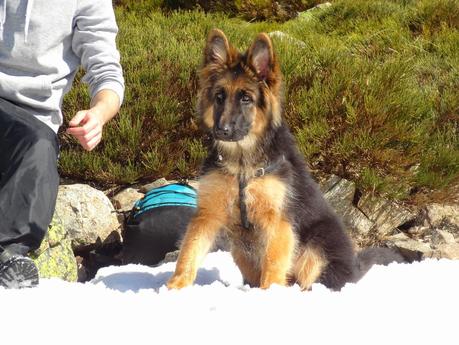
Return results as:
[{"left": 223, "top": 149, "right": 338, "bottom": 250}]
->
[{"left": 199, "top": 171, "right": 287, "bottom": 230}]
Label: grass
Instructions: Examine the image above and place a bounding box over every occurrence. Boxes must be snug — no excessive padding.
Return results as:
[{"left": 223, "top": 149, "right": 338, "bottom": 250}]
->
[{"left": 60, "top": 0, "right": 459, "bottom": 205}]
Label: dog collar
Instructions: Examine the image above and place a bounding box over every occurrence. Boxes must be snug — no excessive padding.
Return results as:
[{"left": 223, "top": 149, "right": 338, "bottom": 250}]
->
[
  {"left": 254, "top": 155, "right": 285, "bottom": 177},
  {"left": 216, "top": 154, "right": 285, "bottom": 178}
]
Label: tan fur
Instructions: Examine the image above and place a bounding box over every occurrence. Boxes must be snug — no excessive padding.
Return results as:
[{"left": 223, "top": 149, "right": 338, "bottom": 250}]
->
[
  {"left": 260, "top": 219, "right": 295, "bottom": 288},
  {"left": 167, "top": 172, "right": 237, "bottom": 289},
  {"left": 251, "top": 107, "right": 269, "bottom": 138},
  {"left": 291, "top": 245, "right": 328, "bottom": 290},
  {"left": 168, "top": 171, "right": 300, "bottom": 289},
  {"left": 245, "top": 175, "right": 287, "bottom": 218},
  {"left": 269, "top": 93, "right": 282, "bottom": 127},
  {"left": 201, "top": 105, "right": 214, "bottom": 129}
]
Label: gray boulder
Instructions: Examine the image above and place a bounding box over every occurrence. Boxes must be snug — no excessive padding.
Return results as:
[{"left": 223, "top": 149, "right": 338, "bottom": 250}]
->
[
  {"left": 358, "top": 194, "right": 416, "bottom": 237},
  {"left": 112, "top": 187, "right": 144, "bottom": 213},
  {"left": 55, "top": 184, "right": 121, "bottom": 248},
  {"left": 322, "top": 177, "right": 374, "bottom": 237}
]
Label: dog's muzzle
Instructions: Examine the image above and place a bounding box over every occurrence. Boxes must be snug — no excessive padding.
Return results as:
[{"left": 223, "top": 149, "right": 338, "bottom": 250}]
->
[{"left": 213, "top": 123, "right": 250, "bottom": 142}]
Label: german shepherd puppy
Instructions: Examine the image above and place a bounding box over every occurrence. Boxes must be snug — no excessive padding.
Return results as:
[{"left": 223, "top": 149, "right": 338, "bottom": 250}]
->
[{"left": 167, "top": 29, "right": 391, "bottom": 291}]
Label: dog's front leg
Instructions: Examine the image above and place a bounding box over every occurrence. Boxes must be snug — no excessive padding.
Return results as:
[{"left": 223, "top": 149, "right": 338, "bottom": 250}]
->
[
  {"left": 259, "top": 218, "right": 295, "bottom": 289},
  {"left": 167, "top": 212, "right": 222, "bottom": 289},
  {"left": 246, "top": 176, "right": 295, "bottom": 289},
  {"left": 167, "top": 172, "right": 234, "bottom": 290}
]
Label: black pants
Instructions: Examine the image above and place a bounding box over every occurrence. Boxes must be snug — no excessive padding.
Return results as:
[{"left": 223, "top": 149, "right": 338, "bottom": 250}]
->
[{"left": 0, "top": 98, "right": 59, "bottom": 256}]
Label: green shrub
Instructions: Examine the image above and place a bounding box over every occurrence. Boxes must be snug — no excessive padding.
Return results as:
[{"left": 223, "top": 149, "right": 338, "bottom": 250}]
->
[
  {"left": 116, "top": 0, "right": 324, "bottom": 21},
  {"left": 60, "top": 1, "right": 459, "bottom": 205},
  {"left": 407, "top": 0, "right": 459, "bottom": 36}
]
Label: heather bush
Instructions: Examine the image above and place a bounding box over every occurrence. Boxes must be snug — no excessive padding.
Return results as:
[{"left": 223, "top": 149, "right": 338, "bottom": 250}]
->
[{"left": 60, "top": 0, "right": 459, "bottom": 204}]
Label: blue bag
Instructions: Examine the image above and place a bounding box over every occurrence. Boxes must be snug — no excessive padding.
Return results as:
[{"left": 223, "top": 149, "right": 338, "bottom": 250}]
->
[
  {"left": 121, "top": 183, "right": 198, "bottom": 266},
  {"left": 132, "top": 183, "right": 197, "bottom": 217}
]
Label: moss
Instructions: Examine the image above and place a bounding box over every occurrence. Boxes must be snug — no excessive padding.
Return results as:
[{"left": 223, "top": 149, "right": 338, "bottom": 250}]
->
[{"left": 29, "top": 215, "right": 78, "bottom": 282}]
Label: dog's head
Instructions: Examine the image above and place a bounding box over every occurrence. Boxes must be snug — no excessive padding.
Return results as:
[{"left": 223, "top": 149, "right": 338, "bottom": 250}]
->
[{"left": 197, "top": 29, "right": 283, "bottom": 149}]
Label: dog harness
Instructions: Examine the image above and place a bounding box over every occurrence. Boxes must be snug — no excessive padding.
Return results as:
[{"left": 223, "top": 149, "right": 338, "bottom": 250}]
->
[{"left": 231, "top": 155, "right": 286, "bottom": 230}]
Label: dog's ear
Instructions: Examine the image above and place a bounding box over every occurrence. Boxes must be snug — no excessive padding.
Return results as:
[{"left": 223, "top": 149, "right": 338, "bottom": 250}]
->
[
  {"left": 204, "top": 29, "right": 230, "bottom": 65},
  {"left": 247, "top": 33, "right": 274, "bottom": 81}
]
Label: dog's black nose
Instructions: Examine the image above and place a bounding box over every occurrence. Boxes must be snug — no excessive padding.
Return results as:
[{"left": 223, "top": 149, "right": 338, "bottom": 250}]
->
[
  {"left": 216, "top": 125, "right": 230, "bottom": 136},
  {"left": 215, "top": 124, "right": 232, "bottom": 139}
]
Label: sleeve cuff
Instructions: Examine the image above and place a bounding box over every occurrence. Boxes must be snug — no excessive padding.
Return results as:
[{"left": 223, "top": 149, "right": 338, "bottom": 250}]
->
[{"left": 91, "top": 81, "right": 125, "bottom": 107}]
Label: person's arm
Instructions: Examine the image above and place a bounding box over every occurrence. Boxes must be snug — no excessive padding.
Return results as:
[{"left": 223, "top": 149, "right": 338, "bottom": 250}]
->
[
  {"left": 66, "top": 89, "right": 120, "bottom": 151},
  {"left": 67, "top": 0, "right": 125, "bottom": 151}
]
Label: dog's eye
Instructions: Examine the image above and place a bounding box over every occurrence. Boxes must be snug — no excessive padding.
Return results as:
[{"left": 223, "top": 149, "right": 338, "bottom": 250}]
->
[
  {"left": 241, "top": 94, "right": 252, "bottom": 104},
  {"left": 215, "top": 92, "right": 225, "bottom": 104}
]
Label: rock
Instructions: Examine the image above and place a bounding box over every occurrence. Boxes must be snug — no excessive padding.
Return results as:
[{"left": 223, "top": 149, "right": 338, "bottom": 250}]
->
[
  {"left": 54, "top": 184, "right": 121, "bottom": 248},
  {"left": 29, "top": 213, "right": 78, "bottom": 282},
  {"left": 324, "top": 178, "right": 374, "bottom": 236},
  {"left": 319, "top": 174, "right": 341, "bottom": 193},
  {"left": 139, "top": 178, "right": 199, "bottom": 194},
  {"left": 75, "top": 256, "right": 88, "bottom": 282},
  {"left": 324, "top": 178, "right": 355, "bottom": 212},
  {"left": 425, "top": 204, "right": 459, "bottom": 233},
  {"left": 112, "top": 188, "right": 144, "bottom": 212},
  {"left": 345, "top": 208, "right": 375, "bottom": 236},
  {"left": 139, "top": 178, "right": 169, "bottom": 193},
  {"left": 391, "top": 203, "right": 459, "bottom": 260},
  {"left": 431, "top": 229, "right": 456, "bottom": 246},
  {"left": 316, "top": 2, "right": 332, "bottom": 10},
  {"left": 268, "top": 31, "right": 306, "bottom": 48},
  {"left": 187, "top": 179, "right": 200, "bottom": 191},
  {"left": 358, "top": 194, "right": 416, "bottom": 236},
  {"left": 386, "top": 233, "right": 433, "bottom": 261},
  {"left": 405, "top": 225, "right": 430, "bottom": 237},
  {"left": 297, "top": 2, "right": 332, "bottom": 21},
  {"left": 434, "top": 243, "right": 459, "bottom": 260},
  {"left": 160, "top": 250, "right": 180, "bottom": 264}
]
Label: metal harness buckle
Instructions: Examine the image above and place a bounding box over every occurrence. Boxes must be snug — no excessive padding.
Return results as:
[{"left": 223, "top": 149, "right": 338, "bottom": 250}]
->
[{"left": 255, "top": 167, "right": 265, "bottom": 177}]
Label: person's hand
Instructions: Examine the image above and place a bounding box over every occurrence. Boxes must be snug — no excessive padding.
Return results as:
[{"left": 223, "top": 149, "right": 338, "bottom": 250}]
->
[
  {"left": 66, "top": 108, "right": 104, "bottom": 151},
  {"left": 66, "top": 89, "right": 120, "bottom": 151}
]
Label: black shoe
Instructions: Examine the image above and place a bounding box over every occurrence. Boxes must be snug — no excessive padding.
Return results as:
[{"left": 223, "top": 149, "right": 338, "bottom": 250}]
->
[{"left": 0, "top": 251, "right": 39, "bottom": 289}]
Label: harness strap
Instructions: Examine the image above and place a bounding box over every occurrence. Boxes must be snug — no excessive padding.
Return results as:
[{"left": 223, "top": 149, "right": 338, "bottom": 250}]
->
[
  {"left": 254, "top": 155, "right": 285, "bottom": 177},
  {"left": 238, "top": 174, "right": 251, "bottom": 230},
  {"left": 238, "top": 155, "right": 286, "bottom": 230}
]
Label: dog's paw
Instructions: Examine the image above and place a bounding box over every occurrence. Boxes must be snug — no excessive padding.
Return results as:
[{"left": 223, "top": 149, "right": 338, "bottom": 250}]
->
[
  {"left": 260, "top": 273, "right": 287, "bottom": 289},
  {"left": 166, "top": 274, "right": 193, "bottom": 290}
]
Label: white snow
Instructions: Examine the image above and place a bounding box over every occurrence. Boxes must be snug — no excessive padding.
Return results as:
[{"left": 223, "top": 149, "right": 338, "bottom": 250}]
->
[{"left": 1, "top": 251, "right": 458, "bottom": 345}]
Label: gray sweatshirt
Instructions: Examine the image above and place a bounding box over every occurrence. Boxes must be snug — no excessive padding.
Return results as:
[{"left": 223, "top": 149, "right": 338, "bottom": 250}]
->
[{"left": 0, "top": 0, "right": 125, "bottom": 133}]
